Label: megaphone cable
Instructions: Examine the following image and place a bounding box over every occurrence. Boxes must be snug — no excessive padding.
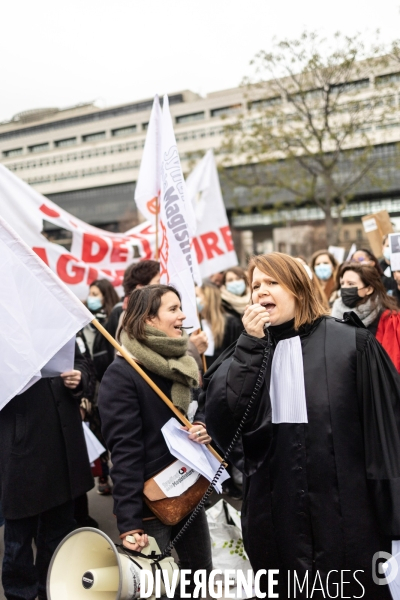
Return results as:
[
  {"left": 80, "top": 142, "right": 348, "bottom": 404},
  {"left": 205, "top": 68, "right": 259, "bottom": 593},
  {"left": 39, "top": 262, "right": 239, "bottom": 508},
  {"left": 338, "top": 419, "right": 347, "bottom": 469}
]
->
[{"left": 159, "top": 331, "right": 273, "bottom": 559}]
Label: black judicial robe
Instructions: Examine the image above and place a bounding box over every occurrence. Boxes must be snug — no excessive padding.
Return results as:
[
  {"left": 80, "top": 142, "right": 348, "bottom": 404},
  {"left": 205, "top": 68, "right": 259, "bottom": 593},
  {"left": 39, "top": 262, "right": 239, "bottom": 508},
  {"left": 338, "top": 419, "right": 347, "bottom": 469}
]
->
[{"left": 204, "top": 316, "right": 400, "bottom": 599}]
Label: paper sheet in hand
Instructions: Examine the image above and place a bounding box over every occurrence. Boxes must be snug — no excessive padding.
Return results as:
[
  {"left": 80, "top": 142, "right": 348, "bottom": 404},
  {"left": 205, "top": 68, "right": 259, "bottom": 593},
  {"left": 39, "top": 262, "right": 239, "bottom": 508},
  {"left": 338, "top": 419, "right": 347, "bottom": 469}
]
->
[
  {"left": 389, "top": 233, "right": 400, "bottom": 271},
  {"left": 161, "top": 418, "right": 229, "bottom": 493},
  {"left": 82, "top": 422, "right": 106, "bottom": 464}
]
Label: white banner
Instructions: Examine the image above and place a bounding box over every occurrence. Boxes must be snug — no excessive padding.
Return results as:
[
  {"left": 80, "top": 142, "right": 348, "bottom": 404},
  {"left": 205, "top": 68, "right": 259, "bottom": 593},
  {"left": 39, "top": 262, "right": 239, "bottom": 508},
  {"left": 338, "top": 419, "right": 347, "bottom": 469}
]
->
[
  {"left": 159, "top": 95, "right": 200, "bottom": 331},
  {"left": 186, "top": 150, "right": 238, "bottom": 278},
  {"left": 0, "top": 216, "right": 93, "bottom": 410},
  {"left": 0, "top": 164, "right": 155, "bottom": 300}
]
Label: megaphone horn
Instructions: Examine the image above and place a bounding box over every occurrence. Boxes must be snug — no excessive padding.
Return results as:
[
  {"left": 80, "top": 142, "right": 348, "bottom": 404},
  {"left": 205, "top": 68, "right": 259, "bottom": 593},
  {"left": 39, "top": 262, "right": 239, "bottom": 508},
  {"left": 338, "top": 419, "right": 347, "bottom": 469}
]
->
[{"left": 47, "top": 527, "right": 180, "bottom": 600}]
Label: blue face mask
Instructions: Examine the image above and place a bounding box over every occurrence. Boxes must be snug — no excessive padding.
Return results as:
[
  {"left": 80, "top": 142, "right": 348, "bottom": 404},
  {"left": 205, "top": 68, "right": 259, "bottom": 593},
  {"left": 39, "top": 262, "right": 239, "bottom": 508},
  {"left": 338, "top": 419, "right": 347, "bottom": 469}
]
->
[
  {"left": 226, "top": 279, "right": 246, "bottom": 296},
  {"left": 383, "top": 247, "right": 391, "bottom": 262},
  {"left": 87, "top": 296, "right": 103, "bottom": 312},
  {"left": 314, "top": 263, "right": 332, "bottom": 281},
  {"left": 196, "top": 298, "right": 204, "bottom": 314}
]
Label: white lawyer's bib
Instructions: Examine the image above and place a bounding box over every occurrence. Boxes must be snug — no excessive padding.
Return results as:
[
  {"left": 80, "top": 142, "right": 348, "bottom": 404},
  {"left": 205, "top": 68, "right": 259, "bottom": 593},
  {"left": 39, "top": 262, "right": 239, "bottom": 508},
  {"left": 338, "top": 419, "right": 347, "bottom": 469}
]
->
[{"left": 269, "top": 336, "right": 308, "bottom": 424}]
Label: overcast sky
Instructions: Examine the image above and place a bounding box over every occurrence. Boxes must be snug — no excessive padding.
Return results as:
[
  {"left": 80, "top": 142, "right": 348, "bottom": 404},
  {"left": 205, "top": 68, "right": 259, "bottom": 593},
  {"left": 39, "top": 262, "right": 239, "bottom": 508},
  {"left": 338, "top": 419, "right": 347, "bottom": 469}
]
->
[{"left": 1, "top": 0, "right": 399, "bottom": 123}]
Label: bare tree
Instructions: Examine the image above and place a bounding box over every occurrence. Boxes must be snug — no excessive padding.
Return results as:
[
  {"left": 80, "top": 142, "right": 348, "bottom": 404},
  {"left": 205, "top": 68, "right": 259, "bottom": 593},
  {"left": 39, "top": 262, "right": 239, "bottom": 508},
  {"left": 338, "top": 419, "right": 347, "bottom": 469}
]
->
[{"left": 221, "top": 31, "right": 400, "bottom": 245}]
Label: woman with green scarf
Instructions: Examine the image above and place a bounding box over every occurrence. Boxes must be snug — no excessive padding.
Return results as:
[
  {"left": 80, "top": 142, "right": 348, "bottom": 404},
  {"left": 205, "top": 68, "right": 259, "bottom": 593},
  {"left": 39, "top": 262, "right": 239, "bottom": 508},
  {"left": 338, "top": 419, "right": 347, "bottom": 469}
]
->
[{"left": 98, "top": 284, "right": 213, "bottom": 592}]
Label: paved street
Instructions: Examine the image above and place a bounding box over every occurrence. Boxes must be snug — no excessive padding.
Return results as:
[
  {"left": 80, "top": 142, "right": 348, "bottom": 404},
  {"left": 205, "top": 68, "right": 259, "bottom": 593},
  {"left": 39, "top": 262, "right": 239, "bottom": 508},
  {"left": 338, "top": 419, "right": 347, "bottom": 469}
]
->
[{"left": 0, "top": 482, "right": 241, "bottom": 599}]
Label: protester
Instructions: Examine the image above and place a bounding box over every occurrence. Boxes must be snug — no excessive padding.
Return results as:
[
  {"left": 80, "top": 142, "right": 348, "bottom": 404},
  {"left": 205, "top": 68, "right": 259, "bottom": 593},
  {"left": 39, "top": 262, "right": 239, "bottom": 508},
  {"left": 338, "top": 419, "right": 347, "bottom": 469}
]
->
[
  {"left": 220, "top": 266, "right": 251, "bottom": 322},
  {"left": 295, "top": 256, "right": 329, "bottom": 310},
  {"left": 310, "top": 250, "right": 339, "bottom": 306},
  {"left": 350, "top": 246, "right": 396, "bottom": 292},
  {"left": 84, "top": 279, "right": 120, "bottom": 378},
  {"left": 196, "top": 281, "right": 243, "bottom": 369},
  {"left": 98, "top": 285, "right": 212, "bottom": 595},
  {"left": 0, "top": 344, "right": 94, "bottom": 600},
  {"left": 379, "top": 234, "right": 398, "bottom": 294},
  {"left": 204, "top": 252, "right": 400, "bottom": 599},
  {"left": 332, "top": 263, "right": 400, "bottom": 371}
]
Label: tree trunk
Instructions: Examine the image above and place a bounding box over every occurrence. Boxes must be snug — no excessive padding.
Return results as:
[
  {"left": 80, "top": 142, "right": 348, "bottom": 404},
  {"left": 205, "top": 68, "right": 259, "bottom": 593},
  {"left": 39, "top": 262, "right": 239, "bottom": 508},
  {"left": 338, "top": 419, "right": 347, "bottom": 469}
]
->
[{"left": 324, "top": 209, "right": 337, "bottom": 246}]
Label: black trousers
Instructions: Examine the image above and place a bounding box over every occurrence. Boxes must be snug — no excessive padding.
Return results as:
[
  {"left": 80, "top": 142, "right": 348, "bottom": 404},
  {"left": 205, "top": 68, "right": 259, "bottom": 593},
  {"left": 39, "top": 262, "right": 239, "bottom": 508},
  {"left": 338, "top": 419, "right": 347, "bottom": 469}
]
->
[{"left": 2, "top": 500, "right": 75, "bottom": 600}]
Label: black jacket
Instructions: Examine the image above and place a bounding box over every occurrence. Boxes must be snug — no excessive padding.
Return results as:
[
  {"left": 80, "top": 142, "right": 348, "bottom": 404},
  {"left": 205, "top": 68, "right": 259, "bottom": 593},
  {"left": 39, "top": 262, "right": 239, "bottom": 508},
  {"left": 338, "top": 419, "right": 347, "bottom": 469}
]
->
[
  {"left": 205, "top": 314, "right": 243, "bottom": 369},
  {"left": 98, "top": 356, "right": 183, "bottom": 534},
  {"left": 0, "top": 344, "right": 94, "bottom": 519},
  {"left": 204, "top": 317, "right": 400, "bottom": 599}
]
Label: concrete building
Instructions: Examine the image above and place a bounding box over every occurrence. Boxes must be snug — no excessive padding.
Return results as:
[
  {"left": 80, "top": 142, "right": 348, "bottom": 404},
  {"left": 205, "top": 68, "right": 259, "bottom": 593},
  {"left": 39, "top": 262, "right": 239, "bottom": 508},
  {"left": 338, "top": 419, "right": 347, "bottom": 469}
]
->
[{"left": 1, "top": 61, "right": 400, "bottom": 259}]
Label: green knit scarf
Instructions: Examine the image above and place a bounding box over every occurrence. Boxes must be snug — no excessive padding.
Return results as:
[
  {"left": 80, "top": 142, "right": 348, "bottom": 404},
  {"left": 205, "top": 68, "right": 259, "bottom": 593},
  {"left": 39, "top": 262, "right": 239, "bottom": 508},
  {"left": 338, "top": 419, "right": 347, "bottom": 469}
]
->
[{"left": 120, "top": 325, "right": 199, "bottom": 416}]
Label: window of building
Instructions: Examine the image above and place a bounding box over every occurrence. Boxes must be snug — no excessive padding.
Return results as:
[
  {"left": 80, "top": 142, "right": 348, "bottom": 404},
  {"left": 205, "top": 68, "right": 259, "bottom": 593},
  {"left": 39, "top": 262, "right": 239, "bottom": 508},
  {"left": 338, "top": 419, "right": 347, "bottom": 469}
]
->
[
  {"left": 54, "top": 137, "right": 77, "bottom": 148},
  {"left": 28, "top": 143, "right": 49, "bottom": 153},
  {"left": 142, "top": 122, "right": 149, "bottom": 131},
  {"left": 375, "top": 72, "right": 400, "bottom": 87},
  {"left": 112, "top": 125, "right": 137, "bottom": 137},
  {"left": 210, "top": 105, "right": 242, "bottom": 118},
  {"left": 330, "top": 79, "right": 370, "bottom": 94},
  {"left": 249, "top": 97, "right": 282, "bottom": 110},
  {"left": 82, "top": 132, "right": 106, "bottom": 143},
  {"left": 356, "top": 229, "right": 363, "bottom": 241},
  {"left": 176, "top": 112, "right": 205, "bottom": 124},
  {"left": 3, "top": 147, "right": 23, "bottom": 157}
]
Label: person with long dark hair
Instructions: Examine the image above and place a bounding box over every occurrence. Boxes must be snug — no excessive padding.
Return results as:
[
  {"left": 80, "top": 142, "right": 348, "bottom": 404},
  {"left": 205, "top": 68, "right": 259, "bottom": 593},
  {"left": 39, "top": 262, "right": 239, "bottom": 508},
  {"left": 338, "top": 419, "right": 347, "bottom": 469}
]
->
[
  {"left": 204, "top": 252, "right": 400, "bottom": 599},
  {"left": 98, "top": 285, "right": 213, "bottom": 595},
  {"left": 332, "top": 262, "right": 400, "bottom": 371}
]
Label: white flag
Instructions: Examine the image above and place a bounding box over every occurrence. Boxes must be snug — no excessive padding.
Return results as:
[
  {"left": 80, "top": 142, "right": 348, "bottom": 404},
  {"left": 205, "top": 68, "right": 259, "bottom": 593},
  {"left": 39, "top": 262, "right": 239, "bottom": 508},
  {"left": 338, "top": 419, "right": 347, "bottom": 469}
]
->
[
  {"left": 0, "top": 216, "right": 93, "bottom": 410},
  {"left": 186, "top": 150, "right": 238, "bottom": 278},
  {"left": 159, "top": 95, "right": 200, "bottom": 331},
  {"left": 134, "top": 95, "right": 162, "bottom": 225}
]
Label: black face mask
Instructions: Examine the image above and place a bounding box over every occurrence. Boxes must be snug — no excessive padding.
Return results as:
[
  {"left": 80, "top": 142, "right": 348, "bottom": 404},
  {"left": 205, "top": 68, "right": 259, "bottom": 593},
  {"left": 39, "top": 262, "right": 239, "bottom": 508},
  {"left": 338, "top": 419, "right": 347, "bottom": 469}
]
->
[{"left": 341, "top": 286, "right": 363, "bottom": 308}]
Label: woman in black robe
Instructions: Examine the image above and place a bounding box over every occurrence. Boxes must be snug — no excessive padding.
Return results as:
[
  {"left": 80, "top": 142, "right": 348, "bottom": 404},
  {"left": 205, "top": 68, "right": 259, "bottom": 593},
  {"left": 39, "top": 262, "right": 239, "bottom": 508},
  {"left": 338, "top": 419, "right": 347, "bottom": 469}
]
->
[{"left": 204, "top": 253, "right": 400, "bottom": 600}]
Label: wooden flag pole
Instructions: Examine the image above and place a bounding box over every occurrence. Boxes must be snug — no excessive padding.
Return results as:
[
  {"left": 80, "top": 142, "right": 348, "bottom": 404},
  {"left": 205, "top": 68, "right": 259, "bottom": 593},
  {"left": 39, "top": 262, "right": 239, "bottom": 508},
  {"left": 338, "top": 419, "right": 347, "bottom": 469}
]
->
[{"left": 91, "top": 318, "right": 223, "bottom": 464}]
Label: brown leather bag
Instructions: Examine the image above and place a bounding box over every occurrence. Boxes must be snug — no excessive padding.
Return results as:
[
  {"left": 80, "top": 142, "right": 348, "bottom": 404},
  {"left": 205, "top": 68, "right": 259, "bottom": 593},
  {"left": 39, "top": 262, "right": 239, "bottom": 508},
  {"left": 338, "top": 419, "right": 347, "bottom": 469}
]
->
[{"left": 143, "top": 461, "right": 210, "bottom": 526}]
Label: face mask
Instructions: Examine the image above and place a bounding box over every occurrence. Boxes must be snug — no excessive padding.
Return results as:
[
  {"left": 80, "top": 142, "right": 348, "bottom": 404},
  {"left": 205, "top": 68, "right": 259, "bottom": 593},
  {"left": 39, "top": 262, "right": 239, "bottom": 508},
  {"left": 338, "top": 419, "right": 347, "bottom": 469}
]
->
[
  {"left": 87, "top": 296, "right": 103, "bottom": 312},
  {"left": 314, "top": 263, "right": 332, "bottom": 281},
  {"left": 226, "top": 279, "right": 246, "bottom": 296},
  {"left": 196, "top": 298, "right": 204, "bottom": 314},
  {"left": 383, "top": 247, "right": 391, "bottom": 262},
  {"left": 341, "top": 286, "right": 362, "bottom": 308}
]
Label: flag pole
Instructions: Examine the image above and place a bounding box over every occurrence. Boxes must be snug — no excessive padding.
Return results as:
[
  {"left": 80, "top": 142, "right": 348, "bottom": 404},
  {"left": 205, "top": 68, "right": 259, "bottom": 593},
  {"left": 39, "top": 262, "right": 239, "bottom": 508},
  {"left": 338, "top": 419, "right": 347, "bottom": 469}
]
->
[
  {"left": 155, "top": 195, "right": 159, "bottom": 260},
  {"left": 91, "top": 318, "right": 223, "bottom": 464}
]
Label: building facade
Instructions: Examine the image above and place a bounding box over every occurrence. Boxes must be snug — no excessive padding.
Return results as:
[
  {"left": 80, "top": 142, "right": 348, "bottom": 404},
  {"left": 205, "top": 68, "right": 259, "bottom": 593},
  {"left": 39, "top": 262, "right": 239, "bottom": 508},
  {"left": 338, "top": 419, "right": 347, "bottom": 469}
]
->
[{"left": 1, "top": 63, "right": 400, "bottom": 260}]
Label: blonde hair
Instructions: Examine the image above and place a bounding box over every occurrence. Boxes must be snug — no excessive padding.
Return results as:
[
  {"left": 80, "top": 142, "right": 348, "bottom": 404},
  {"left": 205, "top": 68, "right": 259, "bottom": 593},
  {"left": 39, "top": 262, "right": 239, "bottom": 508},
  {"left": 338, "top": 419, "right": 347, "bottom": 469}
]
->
[
  {"left": 201, "top": 282, "right": 226, "bottom": 347},
  {"left": 248, "top": 253, "right": 329, "bottom": 330}
]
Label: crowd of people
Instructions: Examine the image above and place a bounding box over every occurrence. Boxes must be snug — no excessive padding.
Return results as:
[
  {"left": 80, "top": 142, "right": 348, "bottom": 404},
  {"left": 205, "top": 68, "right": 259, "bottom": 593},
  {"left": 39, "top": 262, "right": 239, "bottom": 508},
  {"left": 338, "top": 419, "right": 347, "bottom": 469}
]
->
[{"left": 1, "top": 234, "right": 400, "bottom": 599}]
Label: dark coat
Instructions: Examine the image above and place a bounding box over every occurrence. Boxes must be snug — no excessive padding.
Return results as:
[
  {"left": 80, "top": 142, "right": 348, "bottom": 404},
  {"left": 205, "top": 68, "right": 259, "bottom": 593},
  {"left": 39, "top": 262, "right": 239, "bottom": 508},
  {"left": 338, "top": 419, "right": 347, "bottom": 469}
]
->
[
  {"left": 204, "top": 317, "right": 400, "bottom": 599},
  {"left": 205, "top": 314, "right": 243, "bottom": 369},
  {"left": 0, "top": 345, "right": 94, "bottom": 520},
  {"left": 98, "top": 356, "right": 199, "bottom": 535}
]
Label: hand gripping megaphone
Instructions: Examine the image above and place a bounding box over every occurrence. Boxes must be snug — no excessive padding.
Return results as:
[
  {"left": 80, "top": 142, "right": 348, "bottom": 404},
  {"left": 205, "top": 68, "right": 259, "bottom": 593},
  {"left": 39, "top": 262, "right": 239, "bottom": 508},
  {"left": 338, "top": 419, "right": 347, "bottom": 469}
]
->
[{"left": 47, "top": 527, "right": 180, "bottom": 599}]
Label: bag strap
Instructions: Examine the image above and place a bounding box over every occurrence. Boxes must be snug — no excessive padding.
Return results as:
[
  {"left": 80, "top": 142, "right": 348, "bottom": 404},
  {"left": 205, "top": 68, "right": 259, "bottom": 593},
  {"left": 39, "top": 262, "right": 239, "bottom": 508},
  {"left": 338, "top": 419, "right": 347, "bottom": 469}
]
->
[{"left": 159, "top": 331, "right": 273, "bottom": 559}]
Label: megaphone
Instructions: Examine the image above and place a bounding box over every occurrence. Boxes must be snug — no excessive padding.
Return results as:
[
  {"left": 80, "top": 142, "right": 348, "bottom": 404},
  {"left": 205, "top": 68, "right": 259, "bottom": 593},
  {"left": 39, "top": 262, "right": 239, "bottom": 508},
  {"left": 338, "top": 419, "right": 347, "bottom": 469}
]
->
[{"left": 47, "top": 527, "right": 180, "bottom": 599}]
